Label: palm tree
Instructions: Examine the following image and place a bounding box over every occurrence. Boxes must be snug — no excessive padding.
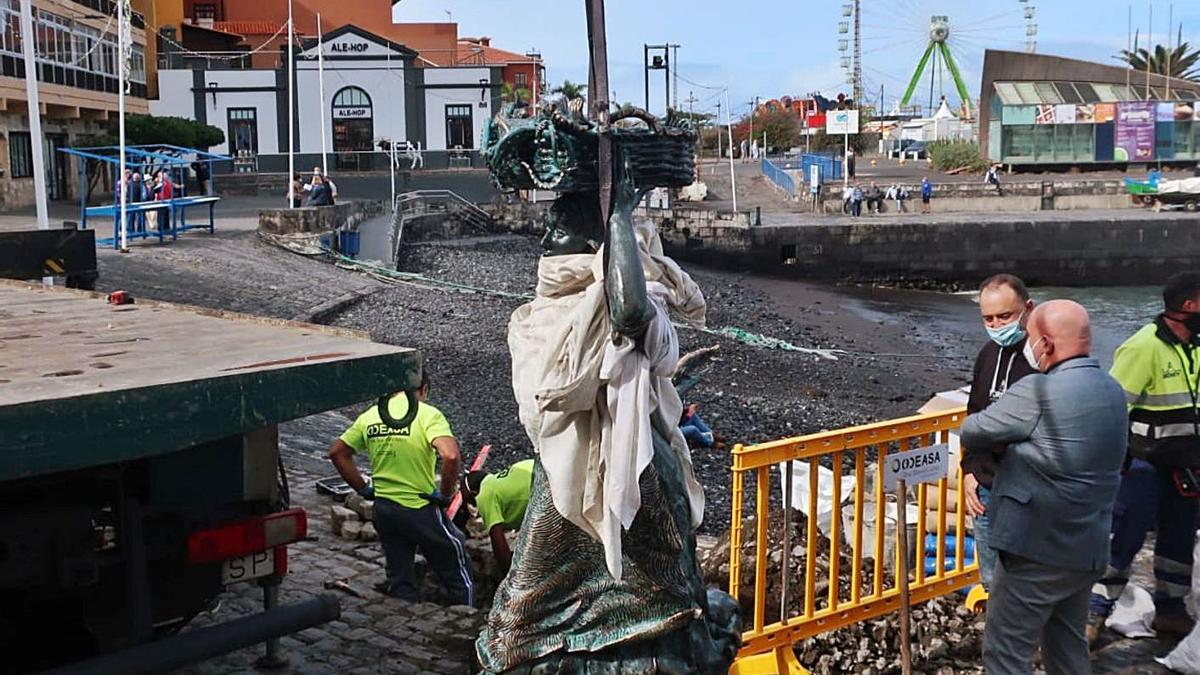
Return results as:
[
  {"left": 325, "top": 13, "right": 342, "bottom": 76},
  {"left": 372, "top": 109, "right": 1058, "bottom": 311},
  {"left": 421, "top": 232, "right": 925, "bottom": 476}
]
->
[
  {"left": 551, "top": 80, "right": 587, "bottom": 102},
  {"left": 1118, "top": 26, "right": 1200, "bottom": 81}
]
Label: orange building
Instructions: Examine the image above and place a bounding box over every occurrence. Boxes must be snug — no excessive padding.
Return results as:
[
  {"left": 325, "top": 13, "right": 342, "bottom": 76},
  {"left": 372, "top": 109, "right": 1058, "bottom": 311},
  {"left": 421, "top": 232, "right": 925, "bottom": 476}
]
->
[{"left": 457, "top": 37, "right": 544, "bottom": 107}]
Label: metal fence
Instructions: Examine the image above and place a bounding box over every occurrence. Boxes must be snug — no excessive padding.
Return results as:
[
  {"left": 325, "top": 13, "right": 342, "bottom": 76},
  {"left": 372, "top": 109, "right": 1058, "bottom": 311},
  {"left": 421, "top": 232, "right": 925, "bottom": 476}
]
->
[
  {"left": 761, "top": 157, "right": 796, "bottom": 199},
  {"left": 727, "top": 407, "right": 978, "bottom": 674}
]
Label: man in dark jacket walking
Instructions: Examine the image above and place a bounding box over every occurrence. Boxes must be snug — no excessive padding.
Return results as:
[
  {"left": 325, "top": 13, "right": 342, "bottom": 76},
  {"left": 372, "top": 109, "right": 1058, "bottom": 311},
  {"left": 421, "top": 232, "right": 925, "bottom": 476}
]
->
[{"left": 962, "top": 274, "right": 1038, "bottom": 592}]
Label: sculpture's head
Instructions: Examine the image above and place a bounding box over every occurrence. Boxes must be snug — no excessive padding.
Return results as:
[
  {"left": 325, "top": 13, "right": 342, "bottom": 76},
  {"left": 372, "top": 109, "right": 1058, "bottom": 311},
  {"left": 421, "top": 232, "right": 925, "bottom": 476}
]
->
[{"left": 541, "top": 191, "right": 603, "bottom": 256}]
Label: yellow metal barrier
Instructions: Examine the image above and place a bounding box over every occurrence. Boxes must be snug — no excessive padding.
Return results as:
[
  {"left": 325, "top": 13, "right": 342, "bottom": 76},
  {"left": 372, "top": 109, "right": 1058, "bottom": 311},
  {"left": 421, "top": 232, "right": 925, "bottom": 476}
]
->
[{"left": 727, "top": 408, "right": 978, "bottom": 674}]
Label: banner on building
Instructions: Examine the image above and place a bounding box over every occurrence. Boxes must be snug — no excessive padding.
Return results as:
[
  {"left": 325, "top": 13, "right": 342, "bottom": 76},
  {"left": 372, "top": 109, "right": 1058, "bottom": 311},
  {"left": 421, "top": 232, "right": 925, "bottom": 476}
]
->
[
  {"left": 1115, "top": 102, "right": 1156, "bottom": 162},
  {"left": 1075, "top": 104, "right": 1096, "bottom": 123},
  {"left": 1054, "top": 104, "right": 1076, "bottom": 124},
  {"left": 1094, "top": 103, "right": 1117, "bottom": 124},
  {"left": 1035, "top": 104, "right": 1055, "bottom": 125},
  {"left": 1157, "top": 102, "right": 1177, "bottom": 122}
]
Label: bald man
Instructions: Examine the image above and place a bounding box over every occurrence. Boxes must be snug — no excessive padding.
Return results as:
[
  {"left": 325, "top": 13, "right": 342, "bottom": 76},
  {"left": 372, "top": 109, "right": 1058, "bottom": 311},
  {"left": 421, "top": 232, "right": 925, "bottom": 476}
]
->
[{"left": 960, "top": 300, "right": 1128, "bottom": 675}]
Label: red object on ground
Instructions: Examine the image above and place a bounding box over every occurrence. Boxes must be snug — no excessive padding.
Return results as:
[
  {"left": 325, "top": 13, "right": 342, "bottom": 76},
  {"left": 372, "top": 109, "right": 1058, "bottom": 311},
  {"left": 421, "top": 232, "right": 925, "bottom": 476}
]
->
[
  {"left": 107, "top": 290, "right": 133, "bottom": 305},
  {"left": 447, "top": 444, "right": 492, "bottom": 519}
]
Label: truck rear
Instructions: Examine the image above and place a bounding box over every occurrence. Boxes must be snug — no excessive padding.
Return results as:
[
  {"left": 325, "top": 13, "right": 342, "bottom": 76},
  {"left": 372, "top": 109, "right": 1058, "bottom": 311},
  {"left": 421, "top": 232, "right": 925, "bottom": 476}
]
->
[{"left": 0, "top": 280, "right": 420, "bottom": 673}]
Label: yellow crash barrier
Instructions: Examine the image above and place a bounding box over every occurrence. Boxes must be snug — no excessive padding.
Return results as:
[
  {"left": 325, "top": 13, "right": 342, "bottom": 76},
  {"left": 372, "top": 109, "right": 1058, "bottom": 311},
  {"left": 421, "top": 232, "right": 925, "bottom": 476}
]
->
[{"left": 728, "top": 408, "right": 979, "bottom": 674}]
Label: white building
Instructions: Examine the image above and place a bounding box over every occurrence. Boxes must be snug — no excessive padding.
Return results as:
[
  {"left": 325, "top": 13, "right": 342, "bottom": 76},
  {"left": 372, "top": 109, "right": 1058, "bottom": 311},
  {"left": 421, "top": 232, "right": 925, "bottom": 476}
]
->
[{"left": 151, "top": 24, "right": 501, "bottom": 172}]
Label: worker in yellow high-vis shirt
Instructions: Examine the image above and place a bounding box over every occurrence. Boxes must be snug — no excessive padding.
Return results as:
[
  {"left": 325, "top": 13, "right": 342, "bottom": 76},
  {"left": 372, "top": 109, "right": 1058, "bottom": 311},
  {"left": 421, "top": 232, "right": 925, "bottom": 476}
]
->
[
  {"left": 328, "top": 371, "right": 473, "bottom": 605},
  {"left": 461, "top": 459, "right": 534, "bottom": 575}
]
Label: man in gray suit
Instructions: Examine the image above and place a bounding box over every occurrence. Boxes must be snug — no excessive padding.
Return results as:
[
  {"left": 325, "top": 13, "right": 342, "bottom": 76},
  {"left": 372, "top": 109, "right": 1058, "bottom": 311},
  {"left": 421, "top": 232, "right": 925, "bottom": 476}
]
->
[{"left": 960, "top": 300, "right": 1128, "bottom": 675}]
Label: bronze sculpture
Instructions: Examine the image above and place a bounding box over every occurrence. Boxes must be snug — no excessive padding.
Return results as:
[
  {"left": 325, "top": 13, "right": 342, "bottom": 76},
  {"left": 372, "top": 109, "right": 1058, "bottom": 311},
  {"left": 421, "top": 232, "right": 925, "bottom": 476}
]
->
[{"left": 473, "top": 2, "right": 741, "bottom": 671}]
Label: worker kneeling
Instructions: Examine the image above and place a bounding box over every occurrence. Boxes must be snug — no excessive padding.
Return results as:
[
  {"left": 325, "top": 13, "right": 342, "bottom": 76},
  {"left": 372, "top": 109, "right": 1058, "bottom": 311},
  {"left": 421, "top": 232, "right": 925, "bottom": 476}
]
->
[
  {"left": 328, "top": 372, "right": 474, "bottom": 606},
  {"left": 460, "top": 459, "right": 534, "bottom": 575}
]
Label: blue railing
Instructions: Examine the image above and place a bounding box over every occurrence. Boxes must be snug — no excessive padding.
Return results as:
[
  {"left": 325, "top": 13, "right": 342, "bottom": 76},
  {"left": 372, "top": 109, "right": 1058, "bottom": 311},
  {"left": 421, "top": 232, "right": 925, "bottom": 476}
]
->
[{"left": 761, "top": 157, "right": 796, "bottom": 198}]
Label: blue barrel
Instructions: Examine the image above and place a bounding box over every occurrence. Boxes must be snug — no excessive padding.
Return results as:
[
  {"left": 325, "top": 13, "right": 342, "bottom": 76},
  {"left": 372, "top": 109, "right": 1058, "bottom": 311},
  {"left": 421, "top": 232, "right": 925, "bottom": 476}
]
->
[
  {"left": 925, "top": 533, "right": 976, "bottom": 558},
  {"left": 338, "top": 230, "right": 361, "bottom": 257}
]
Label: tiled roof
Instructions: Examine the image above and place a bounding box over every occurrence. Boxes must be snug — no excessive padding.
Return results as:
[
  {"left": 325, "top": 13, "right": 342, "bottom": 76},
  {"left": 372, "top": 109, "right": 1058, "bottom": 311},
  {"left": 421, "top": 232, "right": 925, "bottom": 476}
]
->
[
  {"left": 455, "top": 42, "right": 540, "bottom": 67},
  {"left": 213, "top": 21, "right": 298, "bottom": 37}
]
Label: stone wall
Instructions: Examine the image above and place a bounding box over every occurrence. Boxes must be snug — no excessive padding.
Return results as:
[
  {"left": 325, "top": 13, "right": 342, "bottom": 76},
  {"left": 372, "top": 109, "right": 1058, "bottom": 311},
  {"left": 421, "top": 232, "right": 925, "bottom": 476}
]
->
[
  {"left": 651, "top": 208, "right": 1200, "bottom": 287},
  {"left": 258, "top": 199, "right": 386, "bottom": 236}
]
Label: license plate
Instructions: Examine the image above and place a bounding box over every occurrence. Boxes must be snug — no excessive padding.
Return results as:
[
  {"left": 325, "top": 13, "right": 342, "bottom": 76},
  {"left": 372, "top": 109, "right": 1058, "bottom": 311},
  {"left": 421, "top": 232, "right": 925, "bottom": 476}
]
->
[{"left": 221, "top": 549, "right": 274, "bottom": 585}]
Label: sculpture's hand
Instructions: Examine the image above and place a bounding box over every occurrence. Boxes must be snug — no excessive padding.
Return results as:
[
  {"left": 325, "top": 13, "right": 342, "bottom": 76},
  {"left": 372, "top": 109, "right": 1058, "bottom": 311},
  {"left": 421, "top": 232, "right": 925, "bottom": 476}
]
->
[{"left": 605, "top": 156, "right": 654, "bottom": 340}]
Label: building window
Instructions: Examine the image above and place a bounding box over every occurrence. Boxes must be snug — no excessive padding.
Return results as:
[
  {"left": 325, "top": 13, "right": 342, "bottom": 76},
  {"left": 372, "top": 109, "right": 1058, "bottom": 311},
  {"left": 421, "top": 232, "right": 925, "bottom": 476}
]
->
[
  {"left": 0, "top": 0, "right": 20, "bottom": 55},
  {"left": 446, "top": 104, "right": 474, "bottom": 150},
  {"left": 227, "top": 108, "right": 258, "bottom": 159},
  {"left": 515, "top": 72, "right": 527, "bottom": 88},
  {"left": 9, "top": 132, "right": 32, "bottom": 178},
  {"left": 332, "top": 87, "right": 374, "bottom": 171},
  {"left": 194, "top": 4, "right": 217, "bottom": 20}
]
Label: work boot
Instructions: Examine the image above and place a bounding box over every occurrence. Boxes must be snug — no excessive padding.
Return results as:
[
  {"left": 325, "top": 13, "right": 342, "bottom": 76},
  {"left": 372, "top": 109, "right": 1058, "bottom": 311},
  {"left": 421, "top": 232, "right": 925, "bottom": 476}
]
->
[
  {"left": 1086, "top": 613, "right": 1107, "bottom": 648},
  {"left": 1152, "top": 611, "right": 1196, "bottom": 636}
]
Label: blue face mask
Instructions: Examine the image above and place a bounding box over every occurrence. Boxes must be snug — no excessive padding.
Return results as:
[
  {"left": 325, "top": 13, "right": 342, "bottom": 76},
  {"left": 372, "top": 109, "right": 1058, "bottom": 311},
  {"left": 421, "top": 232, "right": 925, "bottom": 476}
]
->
[{"left": 986, "top": 318, "right": 1026, "bottom": 348}]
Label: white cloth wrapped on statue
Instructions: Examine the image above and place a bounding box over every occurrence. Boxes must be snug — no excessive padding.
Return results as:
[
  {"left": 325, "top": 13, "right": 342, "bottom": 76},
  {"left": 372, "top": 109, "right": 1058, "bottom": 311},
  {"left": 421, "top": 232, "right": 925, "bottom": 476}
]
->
[
  {"left": 508, "top": 220, "right": 706, "bottom": 580},
  {"left": 476, "top": 222, "right": 724, "bottom": 670}
]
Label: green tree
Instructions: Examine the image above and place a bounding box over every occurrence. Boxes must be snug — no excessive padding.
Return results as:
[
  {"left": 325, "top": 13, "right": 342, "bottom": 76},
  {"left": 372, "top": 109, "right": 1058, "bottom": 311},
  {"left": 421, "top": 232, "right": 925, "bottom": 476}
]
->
[
  {"left": 551, "top": 80, "right": 587, "bottom": 102},
  {"left": 735, "top": 109, "right": 801, "bottom": 153},
  {"left": 114, "top": 115, "right": 225, "bottom": 149},
  {"left": 1118, "top": 26, "right": 1200, "bottom": 81},
  {"left": 500, "top": 81, "right": 533, "bottom": 105}
]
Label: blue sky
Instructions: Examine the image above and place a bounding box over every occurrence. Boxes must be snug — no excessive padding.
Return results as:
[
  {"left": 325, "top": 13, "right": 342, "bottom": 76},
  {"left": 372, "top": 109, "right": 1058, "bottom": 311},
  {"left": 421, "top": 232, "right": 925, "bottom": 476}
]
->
[{"left": 393, "top": 1, "right": 1200, "bottom": 119}]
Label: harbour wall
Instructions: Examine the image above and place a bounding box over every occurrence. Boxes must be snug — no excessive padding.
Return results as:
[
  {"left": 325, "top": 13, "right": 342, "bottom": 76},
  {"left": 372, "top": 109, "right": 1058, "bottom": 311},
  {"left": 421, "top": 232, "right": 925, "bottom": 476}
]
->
[{"left": 647, "top": 207, "right": 1200, "bottom": 287}]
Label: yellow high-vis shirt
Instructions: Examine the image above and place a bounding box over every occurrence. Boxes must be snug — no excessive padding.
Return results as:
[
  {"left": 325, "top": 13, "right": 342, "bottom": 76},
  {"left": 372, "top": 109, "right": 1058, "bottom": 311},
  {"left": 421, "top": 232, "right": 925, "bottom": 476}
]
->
[
  {"left": 477, "top": 459, "right": 535, "bottom": 531},
  {"left": 340, "top": 395, "right": 453, "bottom": 509}
]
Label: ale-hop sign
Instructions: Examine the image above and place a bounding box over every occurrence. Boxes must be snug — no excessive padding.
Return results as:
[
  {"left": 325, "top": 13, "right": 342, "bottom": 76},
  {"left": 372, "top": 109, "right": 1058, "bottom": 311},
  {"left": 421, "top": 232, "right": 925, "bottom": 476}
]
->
[
  {"left": 329, "top": 42, "right": 370, "bottom": 54},
  {"left": 883, "top": 443, "right": 949, "bottom": 490},
  {"left": 334, "top": 107, "right": 370, "bottom": 119}
]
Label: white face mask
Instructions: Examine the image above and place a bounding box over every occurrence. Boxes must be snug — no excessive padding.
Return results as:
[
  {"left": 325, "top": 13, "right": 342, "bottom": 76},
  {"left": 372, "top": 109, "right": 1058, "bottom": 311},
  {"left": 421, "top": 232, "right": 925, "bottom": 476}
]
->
[{"left": 1023, "top": 336, "right": 1044, "bottom": 371}]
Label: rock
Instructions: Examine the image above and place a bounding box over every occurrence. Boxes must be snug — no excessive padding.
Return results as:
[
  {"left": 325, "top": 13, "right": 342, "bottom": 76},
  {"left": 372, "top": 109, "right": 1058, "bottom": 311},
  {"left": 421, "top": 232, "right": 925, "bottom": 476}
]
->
[
  {"left": 346, "top": 492, "right": 374, "bottom": 521},
  {"left": 927, "top": 637, "right": 949, "bottom": 660},
  {"left": 342, "top": 520, "right": 363, "bottom": 540},
  {"left": 359, "top": 522, "right": 378, "bottom": 542},
  {"left": 330, "top": 505, "right": 357, "bottom": 535}
]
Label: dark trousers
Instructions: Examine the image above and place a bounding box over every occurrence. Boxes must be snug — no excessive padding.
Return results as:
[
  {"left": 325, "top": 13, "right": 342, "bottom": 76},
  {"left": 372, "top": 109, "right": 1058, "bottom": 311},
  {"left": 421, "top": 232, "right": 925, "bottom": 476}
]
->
[
  {"left": 1090, "top": 458, "right": 1197, "bottom": 616},
  {"left": 983, "top": 553, "right": 1098, "bottom": 675},
  {"left": 373, "top": 498, "right": 474, "bottom": 606},
  {"left": 851, "top": 199, "right": 862, "bottom": 217}
]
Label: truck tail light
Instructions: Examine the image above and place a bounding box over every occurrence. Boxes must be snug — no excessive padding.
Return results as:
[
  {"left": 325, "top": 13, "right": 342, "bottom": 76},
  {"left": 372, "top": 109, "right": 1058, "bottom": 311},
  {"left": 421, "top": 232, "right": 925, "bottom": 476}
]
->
[{"left": 187, "top": 509, "right": 308, "bottom": 564}]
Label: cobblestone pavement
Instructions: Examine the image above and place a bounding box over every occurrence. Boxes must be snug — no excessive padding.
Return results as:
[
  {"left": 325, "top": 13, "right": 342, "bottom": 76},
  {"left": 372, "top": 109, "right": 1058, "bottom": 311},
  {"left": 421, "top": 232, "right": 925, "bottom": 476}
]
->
[{"left": 175, "top": 428, "right": 484, "bottom": 675}]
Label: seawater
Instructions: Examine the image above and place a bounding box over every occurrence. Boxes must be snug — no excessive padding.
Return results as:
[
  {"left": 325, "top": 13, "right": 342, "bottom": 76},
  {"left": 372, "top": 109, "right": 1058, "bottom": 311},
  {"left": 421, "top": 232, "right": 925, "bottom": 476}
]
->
[{"left": 841, "top": 285, "right": 1163, "bottom": 371}]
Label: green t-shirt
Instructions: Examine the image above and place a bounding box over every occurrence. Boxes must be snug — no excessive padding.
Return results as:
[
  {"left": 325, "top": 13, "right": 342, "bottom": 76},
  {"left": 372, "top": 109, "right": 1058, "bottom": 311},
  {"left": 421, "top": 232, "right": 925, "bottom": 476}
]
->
[
  {"left": 477, "top": 459, "right": 535, "bottom": 531},
  {"left": 340, "top": 395, "right": 453, "bottom": 509}
]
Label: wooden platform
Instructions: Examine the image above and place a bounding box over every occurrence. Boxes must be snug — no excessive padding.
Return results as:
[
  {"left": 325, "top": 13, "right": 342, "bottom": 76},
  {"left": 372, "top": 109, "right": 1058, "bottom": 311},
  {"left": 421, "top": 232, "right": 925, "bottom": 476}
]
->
[{"left": 0, "top": 280, "right": 420, "bottom": 481}]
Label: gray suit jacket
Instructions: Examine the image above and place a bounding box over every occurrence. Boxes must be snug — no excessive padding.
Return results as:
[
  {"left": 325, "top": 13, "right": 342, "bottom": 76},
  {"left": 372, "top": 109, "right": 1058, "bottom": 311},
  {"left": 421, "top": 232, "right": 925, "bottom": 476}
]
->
[{"left": 960, "top": 357, "right": 1128, "bottom": 571}]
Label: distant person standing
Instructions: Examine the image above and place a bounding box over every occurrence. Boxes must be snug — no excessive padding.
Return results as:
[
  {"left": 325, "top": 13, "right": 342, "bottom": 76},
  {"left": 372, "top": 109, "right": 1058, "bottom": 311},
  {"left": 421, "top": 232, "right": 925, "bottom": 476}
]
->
[
  {"left": 847, "top": 149, "right": 857, "bottom": 178},
  {"left": 851, "top": 184, "right": 864, "bottom": 217},
  {"left": 1089, "top": 272, "right": 1200, "bottom": 643},
  {"left": 192, "top": 161, "right": 211, "bottom": 196},
  {"left": 739, "top": 139, "right": 748, "bottom": 162},
  {"left": 986, "top": 164, "right": 1004, "bottom": 197},
  {"left": 921, "top": 177, "right": 933, "bottom": 213},
  {"left": 896, "top": 184, "right": 910, "bottom": 213},
  {"left": 963, "top": 300, "right": 1128, "bottom": 675},
  {"left": 841, "top": 184, "right": 854, "bottom": 214}
]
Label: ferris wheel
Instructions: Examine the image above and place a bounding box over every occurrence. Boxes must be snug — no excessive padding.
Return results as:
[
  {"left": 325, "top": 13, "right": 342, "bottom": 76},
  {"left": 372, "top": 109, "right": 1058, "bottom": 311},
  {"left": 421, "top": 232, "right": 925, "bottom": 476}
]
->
[{"left": 839, "top": 1, "right": 1038, "bottom": 116}]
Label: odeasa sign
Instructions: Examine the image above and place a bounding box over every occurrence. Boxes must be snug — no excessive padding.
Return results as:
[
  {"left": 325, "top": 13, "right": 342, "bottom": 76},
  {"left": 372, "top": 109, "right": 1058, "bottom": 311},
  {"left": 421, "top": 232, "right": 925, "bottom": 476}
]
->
[{"left": 882, "top": 443, "right": 949, "bottom": 490}]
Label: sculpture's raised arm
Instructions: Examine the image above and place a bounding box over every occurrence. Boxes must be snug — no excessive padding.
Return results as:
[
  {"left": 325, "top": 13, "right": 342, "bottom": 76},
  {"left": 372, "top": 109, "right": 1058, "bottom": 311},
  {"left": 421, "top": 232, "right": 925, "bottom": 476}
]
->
[{"left": 604, "top": 158, "right": 655, "bottom": 340}]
